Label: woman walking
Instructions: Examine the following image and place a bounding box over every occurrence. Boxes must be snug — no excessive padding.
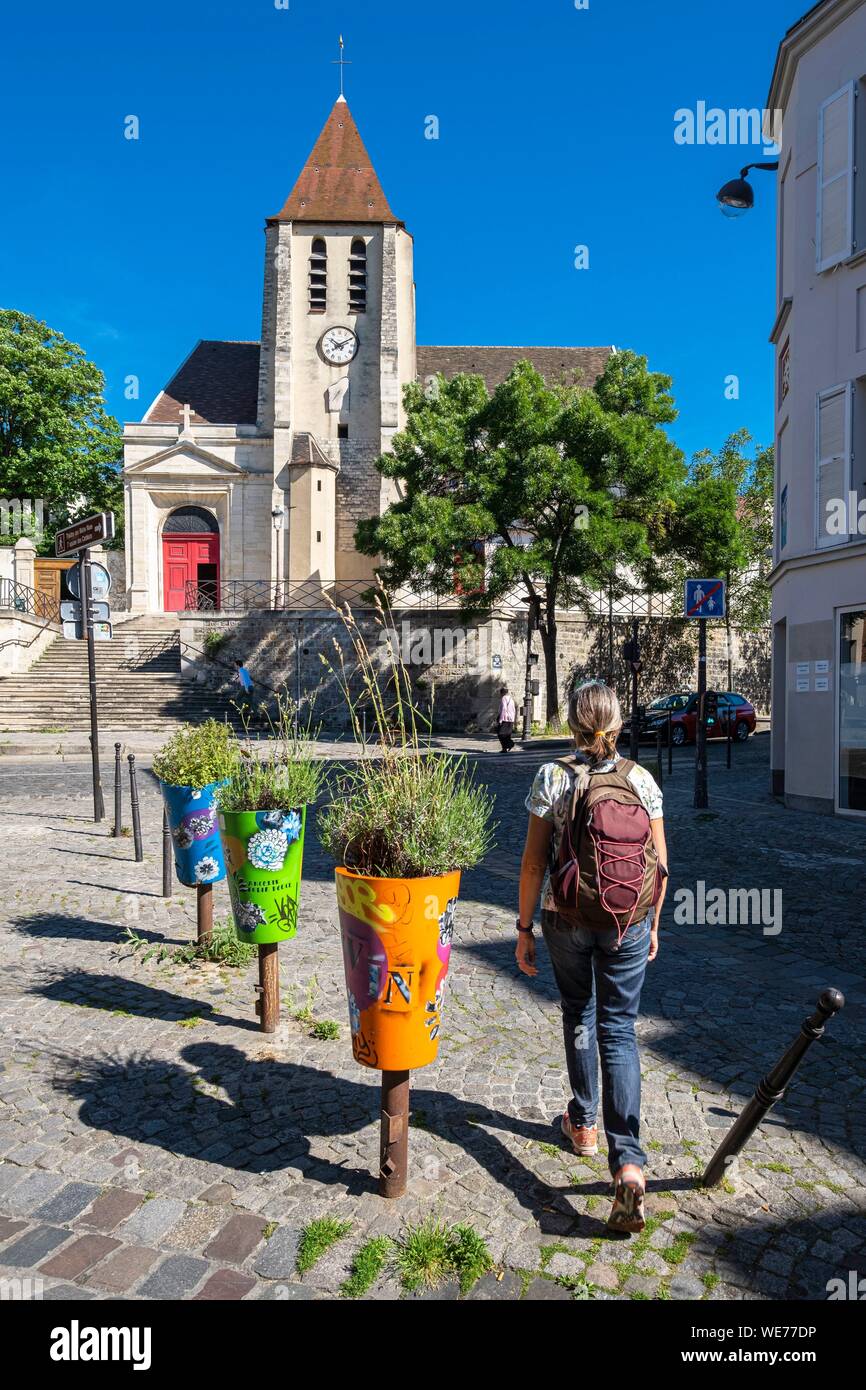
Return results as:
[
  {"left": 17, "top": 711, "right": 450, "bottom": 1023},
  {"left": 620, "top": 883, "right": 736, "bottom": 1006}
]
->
[
  {"left": 497, "top": 686, "right": 516, "bottom": 752},
  {"left": 515, "top": 680, "right": 668, "bottom": 1233}
]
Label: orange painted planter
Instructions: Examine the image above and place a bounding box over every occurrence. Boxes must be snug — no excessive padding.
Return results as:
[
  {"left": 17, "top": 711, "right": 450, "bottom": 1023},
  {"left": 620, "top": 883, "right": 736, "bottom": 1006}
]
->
[{"left": 336, "top": 866, "right": 461, "bottom": 1072}]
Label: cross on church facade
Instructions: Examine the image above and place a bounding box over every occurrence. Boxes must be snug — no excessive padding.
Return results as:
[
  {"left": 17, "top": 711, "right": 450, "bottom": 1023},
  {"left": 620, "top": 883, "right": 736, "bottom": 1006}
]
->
[{"left": 178, "top": 403, "right": 193, "bottom": 437}]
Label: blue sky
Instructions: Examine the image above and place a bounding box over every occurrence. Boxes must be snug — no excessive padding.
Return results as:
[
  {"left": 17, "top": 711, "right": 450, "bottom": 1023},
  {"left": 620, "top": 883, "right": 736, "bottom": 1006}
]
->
[{"left": 2, "top": 0, "right": 806, "bottom": 462}]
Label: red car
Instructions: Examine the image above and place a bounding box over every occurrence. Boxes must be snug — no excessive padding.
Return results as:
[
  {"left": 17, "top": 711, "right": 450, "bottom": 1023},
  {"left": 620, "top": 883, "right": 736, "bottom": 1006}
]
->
[{"left": 643, "top": 691, "right": 757, "bottom": 746}]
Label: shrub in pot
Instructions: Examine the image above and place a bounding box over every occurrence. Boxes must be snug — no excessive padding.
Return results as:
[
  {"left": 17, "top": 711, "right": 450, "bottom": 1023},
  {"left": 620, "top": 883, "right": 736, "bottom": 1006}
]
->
[
  {"left": 318, "top": 604, "right": 494, "bottom": 1072},
  {"left": 216, "top": 704, "right": 324, "bottom": 944},
  {"left": 152, "top": 720, "right": 240, "bottom": 887}
]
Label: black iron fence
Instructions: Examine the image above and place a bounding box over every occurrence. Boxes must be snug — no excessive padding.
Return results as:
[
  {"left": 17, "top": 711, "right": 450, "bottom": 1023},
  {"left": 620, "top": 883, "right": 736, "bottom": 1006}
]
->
[
  {"left": 181, "top": 577, "right": 511, "bottom": 614},
  {"left": 0, "top": 579, "right": 61, "bottom": 623}
]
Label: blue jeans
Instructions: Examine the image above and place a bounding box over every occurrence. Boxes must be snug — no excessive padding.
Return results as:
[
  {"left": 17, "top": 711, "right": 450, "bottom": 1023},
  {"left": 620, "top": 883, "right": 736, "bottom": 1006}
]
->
[{"left": 541, "top": 910, "right": 652, "bottom": 1174}]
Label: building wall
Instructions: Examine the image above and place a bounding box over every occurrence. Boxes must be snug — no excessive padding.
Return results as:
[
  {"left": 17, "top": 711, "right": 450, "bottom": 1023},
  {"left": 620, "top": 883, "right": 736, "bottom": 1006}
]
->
[{"left": 769, "top": 0, "right": 866, "bottom": 813}]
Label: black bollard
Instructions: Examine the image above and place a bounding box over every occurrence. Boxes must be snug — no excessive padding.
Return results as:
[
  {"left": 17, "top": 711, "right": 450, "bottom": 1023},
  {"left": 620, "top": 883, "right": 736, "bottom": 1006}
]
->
[
  {"left": 127, "top": 754, "right": 144, "bottom": 863},
  {"left": 162, "top": 805, "right": 172, "bottom": 897},
  {"left": 113, "top": 742, "right": 123, "bottom": 837},
  {"left": 667, "top": 711, "right": 673, "bottom": 777},
  {"left": 726, "top": 710, "right": 733, "bottom": 770},
  {"left": 703, "top": 988, "right": 845, "bottom": 1187},
  {"left": 655, "top": 730, "right": 663, "bottom": 790}
]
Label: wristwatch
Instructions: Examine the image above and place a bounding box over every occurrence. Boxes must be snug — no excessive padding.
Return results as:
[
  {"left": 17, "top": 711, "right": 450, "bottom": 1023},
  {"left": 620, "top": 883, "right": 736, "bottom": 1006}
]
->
[{"left": 515, "top": 918, "right": 534, "bottom": 935}]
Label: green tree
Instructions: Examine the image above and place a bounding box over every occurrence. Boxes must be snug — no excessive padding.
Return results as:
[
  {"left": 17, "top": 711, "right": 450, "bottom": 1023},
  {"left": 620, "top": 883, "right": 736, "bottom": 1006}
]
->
[
  {"left": 356, "top": 351, "right": 685, "bottom": 722},
  {"left": 664, "top": 429, "right": 773, "bottom": 688},
  {"left": 0, "top": 310, "right": 122, "bottom": 551}
]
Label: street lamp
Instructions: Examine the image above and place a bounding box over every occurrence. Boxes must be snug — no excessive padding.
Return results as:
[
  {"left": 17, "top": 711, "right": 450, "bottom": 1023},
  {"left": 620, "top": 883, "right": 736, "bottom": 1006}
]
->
[
  {"left": 716, "top": 161, "right": 779, "bottom": 217},
  {"left": 272, "top": 505, "right": 286, "bottom": 608}
]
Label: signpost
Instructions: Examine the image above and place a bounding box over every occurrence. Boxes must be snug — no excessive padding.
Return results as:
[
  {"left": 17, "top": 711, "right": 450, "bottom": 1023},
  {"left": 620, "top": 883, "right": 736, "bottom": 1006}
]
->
[
  {"left": 55, "top": 514, "right": 115, "bottom": 823},
  {"left": 622, "top": 623, "right": 642, "bottom": 760},
  {"left": 685, "top": 579, "right": 726, "bottom": 810}
]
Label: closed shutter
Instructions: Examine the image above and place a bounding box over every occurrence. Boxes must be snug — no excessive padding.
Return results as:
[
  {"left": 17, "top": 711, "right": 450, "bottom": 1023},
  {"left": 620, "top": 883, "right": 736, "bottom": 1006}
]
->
[
  {"left": 817, "top": 84, "right": 855, "bottom": 271},
  {"left": 815, "top": 384, "right": 852, "bottom": 547}
]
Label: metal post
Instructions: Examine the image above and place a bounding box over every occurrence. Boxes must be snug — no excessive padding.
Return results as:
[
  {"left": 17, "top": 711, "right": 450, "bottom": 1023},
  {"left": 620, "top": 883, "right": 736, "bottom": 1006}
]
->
[
  {"left": 629, "top": 619, "right": 639, "bottom": 763},
  {"left": 295, "top": 618, "right": 302, "bottom": 729},
  {"left": 655, "top": 730, "right": 663, "bottom": 789},
  {"left": 82, "top": 550, "right": 105, "bottom": 822},
  {"left": 667, "top": 710, "right": 673, "bottom": 777},
  {"left": 379, "top": 1068, "right": 410, "bottom": 1199},
  {"left": 197, "top": 882, "right": 213, "bottom": 944},
  {"left": 694, "top": 618, "right": 709, "bottom": 809},
  {"left": 162, "top": 806, "right": 173, "bottom": 897},
  {"left": 703, "top": 989, "right": 845, "bottom": 1187},
  {"left": 256, "top": 943, "right": 279, "bottom": 1033},
  {"left": 113, "top": 742, "right": 123, "bottom": 837},
  {"left": 726, "top": 706, "right": 733, "bottom": 770},
  {"left": 127, "top": 754, "right": 143, "bottom": 861}
]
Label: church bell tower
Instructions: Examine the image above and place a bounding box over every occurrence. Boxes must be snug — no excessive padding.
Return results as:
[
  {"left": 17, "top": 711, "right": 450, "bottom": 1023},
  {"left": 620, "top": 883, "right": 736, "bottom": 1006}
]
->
[{"left": 256, "top": 86, "right": 416, "bottom": 590}]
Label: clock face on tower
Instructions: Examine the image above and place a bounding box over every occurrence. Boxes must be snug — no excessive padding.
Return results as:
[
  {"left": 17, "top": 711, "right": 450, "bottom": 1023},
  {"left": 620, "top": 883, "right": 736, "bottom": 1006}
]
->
[{"left": 321, "top": 326, "right": 359, "bottom": 365}]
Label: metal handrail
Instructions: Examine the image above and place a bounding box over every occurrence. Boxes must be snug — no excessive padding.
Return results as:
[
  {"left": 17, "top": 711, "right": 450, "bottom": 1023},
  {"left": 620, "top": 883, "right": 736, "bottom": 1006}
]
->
[
  {"left": 0, "top": 578, "right": 61, "bottom": 623},
  {"left": 181, "top": 576, "right": 531, "bottom": 615}
]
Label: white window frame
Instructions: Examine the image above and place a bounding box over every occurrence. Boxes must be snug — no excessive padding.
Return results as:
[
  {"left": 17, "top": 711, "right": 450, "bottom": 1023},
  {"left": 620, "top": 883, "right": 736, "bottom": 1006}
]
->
[
  {"left": 815, "top": 382, "right": 853, "bottom": 549},
  {"left": 816, "top": 82, "right": 856, "bottom": 273},
  {"left": 835, "top": 603, "right": 866, "bottom": 818}
]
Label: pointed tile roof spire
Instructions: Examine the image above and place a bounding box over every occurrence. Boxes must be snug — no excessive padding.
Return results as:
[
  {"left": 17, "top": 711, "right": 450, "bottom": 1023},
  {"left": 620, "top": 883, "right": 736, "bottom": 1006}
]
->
[{"left": 269, "top": 99, "right": 398, "bottom": 224}]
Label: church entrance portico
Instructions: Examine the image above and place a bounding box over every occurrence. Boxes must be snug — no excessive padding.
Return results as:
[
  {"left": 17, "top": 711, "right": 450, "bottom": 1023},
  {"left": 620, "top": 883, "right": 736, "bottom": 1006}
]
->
[{"left": 161, "top": 506, "right": 220, "bottom": 612}]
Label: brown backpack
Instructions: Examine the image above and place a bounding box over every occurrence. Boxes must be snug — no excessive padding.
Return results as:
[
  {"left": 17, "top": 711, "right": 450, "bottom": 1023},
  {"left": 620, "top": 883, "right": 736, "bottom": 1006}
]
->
[{"left": 549, "top": 756, "right": 665, "bottom": 941}]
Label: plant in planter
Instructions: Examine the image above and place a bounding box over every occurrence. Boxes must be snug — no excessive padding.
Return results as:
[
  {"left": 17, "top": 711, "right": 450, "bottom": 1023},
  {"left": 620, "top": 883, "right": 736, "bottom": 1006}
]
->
[
  {"left": 152, "top": 720, "right": 240, "bottom": 888},
  {"left": 216, "top": 702, "right": 325, "bottom": 947},
  {"left": 318, "top": 601, "right": 494, "bottom": 1193}
]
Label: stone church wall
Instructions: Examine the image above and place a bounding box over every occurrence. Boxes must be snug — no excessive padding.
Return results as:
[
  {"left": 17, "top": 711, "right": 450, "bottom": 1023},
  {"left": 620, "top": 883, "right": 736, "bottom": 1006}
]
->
[{"left": 178, "top": 607, "right": 771, "bottom": 734}]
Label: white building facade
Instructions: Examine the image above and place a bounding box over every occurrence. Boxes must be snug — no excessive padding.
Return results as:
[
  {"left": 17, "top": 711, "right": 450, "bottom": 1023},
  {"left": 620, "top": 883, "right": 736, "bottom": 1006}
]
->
[{"left": 768, "top": 0, "right": 866, "bottom": 814}]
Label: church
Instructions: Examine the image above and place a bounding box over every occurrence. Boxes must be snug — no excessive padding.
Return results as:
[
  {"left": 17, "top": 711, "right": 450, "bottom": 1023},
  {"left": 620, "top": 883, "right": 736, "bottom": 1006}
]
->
[{"left": 122, "top": 94, "right": 611, "bottom": 613}]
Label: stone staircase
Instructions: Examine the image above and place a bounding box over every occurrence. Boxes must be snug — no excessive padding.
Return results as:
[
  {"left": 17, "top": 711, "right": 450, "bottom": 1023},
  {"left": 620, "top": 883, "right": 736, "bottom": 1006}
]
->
[{"left": 0, "top": 615, "right": 245, "bottom": 732}]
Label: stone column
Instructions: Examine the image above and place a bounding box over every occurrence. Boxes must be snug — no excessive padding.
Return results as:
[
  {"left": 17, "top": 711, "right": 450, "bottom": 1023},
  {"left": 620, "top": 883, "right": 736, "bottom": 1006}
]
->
[{"left": 13, "top": 535, "right": 36, "bottom": 591}]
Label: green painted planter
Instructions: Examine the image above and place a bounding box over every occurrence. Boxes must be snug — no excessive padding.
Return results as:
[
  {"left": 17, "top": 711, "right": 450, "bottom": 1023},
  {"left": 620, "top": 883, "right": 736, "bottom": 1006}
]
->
[{"left": 218, "top": 806, "right": 307, "bottom": 944}]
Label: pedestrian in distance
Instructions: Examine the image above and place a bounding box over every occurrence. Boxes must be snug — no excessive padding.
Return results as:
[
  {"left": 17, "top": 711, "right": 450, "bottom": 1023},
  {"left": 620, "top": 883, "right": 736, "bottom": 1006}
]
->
[
  {"left": 497, "top": 685, "right": 516, "bottom": 752},
  {"left": 516, "top": 679, "right": 669, "bottom": 1233}
]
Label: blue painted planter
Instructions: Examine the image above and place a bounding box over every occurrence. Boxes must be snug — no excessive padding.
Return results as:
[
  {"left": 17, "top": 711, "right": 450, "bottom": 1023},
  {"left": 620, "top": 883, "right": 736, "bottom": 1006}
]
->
[{"left": 160, "top": 780, "right": 228, "bottom": 888}]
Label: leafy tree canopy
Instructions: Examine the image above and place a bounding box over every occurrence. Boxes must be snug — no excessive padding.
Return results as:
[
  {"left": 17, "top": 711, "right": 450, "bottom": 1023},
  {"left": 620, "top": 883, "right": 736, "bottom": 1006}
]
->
[{"left": 0, "top": 309, "right": 122, "bottom": 550}]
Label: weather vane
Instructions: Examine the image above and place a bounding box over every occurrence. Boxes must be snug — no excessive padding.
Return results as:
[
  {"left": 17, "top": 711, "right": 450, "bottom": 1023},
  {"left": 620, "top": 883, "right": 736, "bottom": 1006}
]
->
[{"left": 332, "top": 34, "right": 351, "bottom": 98}]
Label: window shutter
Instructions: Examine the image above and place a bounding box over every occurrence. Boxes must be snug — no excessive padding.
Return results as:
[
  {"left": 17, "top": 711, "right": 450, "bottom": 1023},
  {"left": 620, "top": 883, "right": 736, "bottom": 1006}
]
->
[
  {"left": 815, "top": 384, "right": 852, "bottom": 547},
  {"left": 817, "top": 84, "right": 855, "bottom": 271}
]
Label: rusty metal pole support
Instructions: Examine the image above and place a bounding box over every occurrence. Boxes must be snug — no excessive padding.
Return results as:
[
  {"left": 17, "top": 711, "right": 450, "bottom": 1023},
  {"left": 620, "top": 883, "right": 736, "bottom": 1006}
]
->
[
  {"left": 255, "top": 943, "right": 279, "bottom": 1033},
  {"left": 379, "top": 1068, "right": 410, "bottom": 1199},
  {"left": 127, "top": 754, "right": 143, "bottom": 862},
  {"left": 162, "top": 806, "right": 173, "bottom": 898},
  {"left": 703, "top": 988, "right": 845, "bottom": 1187},
  {"left": 196, "top": 883, "right": 213, "bottom": 945},
  {"left": 113, "top": 742, "right": 123, "bottom": 837}
]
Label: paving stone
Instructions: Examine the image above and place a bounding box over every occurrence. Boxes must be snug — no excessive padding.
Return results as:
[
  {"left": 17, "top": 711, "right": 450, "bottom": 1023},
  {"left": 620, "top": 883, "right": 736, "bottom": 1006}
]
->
[
  {"left": 465, "top": 1270, "right": 524, "bottom": 1300},
  {"left": 195, "top": 1268, "right": 258, "bottom": 1300},
  {"left": 85, "top": 1245, "right": 160, "bottom": 1294},
  {"left": 41, "top": 1283, "right": 98, "bottom": 1300},
  {"left": 39, "top": 1234, "right": 120, "bottom": 1280},
  {"left": 33, "top": 1182, "right": 102, "bottom": 1225},
  {"left": 1, "top": 1225, "right": 71, "bottom": 1268},
  {"left": 255, "top": 1280, "right": 322, "bottom": 1299},
  {"left": 523, "top": 1276, "right": 574, "bottom": 1300},
  {"left": 4, "top": 1172, "right": 67, "bottom": 1215},
  {"left": 137, "top": 1254, "right": 210, "bottom": 1299},
  {"left": 253, "top": 1227, "right": 300, "bottom": 1279},
  {"left": 586, "top": 1262, "right": 620, "bottom": 1290},
  {"left": 0, "top": 1217, "right": 27, "bottom": 1245},
  {"left": 77, "top": 1189, "right": 144, "bottom": 1232},
  {"left": 669, "top": 1272, "right": 708, "bottom": 1300},
  {"left": 545, "top": 1251, "right": 587, "bottom": 1277},
  {"left": 116, "top": 1197, "right": 188, "bottom": 1245},
  {"left": 204, "top": 1213, "right": 268, "bottom": 1264}
]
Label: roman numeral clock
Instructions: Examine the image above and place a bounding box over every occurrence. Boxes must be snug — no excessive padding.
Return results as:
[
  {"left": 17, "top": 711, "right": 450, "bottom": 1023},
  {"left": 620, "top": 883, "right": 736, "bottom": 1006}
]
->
[{"left": 321, "top": 326, "right": 359, "bottom": 365}]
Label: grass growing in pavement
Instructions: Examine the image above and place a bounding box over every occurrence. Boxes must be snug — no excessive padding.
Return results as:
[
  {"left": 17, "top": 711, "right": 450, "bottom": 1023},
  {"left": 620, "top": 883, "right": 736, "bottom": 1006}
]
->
[
  {"left": 310, "top": 1019, "right": 340, "bottom": 1041},
  {"left": 394, "top": 1217, "right": 492, "bottom": 1295},
  {"left": 122, "top": 923, "right": 256, "bottom": 969},
  {"left": 296, "top": 1217, "right": 353, "bottom": 1275},
  {"left": 340, "top": 1237, "right": 394, "bottom": 1298}
]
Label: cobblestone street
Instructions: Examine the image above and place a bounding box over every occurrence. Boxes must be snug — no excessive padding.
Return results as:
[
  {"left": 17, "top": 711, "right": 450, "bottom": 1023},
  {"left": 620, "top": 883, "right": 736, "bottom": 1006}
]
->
[{"left": 0, "top": 734, "right": 864, "bottom": 1301}]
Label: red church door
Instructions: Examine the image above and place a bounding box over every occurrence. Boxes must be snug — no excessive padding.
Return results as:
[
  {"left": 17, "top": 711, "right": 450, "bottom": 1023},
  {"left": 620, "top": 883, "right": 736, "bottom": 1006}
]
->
[{"left": 162, "top": 534, "right": 220, "bottom": 611}]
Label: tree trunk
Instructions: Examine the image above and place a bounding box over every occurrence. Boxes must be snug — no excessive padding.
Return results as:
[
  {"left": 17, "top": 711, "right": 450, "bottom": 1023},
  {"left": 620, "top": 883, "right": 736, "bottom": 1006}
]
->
[{"left": 539, "top": 610, "right": 559, "bottom": 726}]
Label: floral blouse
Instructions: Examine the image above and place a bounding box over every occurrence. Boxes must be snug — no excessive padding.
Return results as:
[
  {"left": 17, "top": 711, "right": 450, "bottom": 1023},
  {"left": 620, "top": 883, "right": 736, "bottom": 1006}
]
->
[{"left": 525, "top": 755, "right": 663, "bottom": 911}]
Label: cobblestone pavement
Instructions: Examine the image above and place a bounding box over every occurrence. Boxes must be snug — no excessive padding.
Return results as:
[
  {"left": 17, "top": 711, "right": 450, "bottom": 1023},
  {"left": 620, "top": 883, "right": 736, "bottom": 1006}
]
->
[{"left": 0, "top": 735, "right": 864, "bottom": 1302}]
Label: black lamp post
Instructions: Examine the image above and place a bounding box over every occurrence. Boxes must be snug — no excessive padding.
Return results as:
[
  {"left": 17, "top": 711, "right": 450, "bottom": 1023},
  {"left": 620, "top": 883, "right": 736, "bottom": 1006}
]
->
[{"left": 716, "top": 160, "right": 779, "bottom": 217}]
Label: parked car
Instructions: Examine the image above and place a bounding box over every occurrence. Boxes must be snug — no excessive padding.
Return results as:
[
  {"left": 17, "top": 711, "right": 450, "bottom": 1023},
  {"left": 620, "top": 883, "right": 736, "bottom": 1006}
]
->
[{"left": 636, "top": 691, "right": 756, "bottom": 746}]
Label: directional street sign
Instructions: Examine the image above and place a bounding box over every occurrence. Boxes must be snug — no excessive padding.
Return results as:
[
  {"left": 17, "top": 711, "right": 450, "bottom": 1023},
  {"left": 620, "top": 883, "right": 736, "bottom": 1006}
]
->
[
  {"left": 685, "top": 578, "right": 726, "bottom": 620},
  {"left": 54, "top": 512, "right": 115, "bottom": 557},
  {"left": 60, "top": 600, "right": 110, "bottom": 624}
]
